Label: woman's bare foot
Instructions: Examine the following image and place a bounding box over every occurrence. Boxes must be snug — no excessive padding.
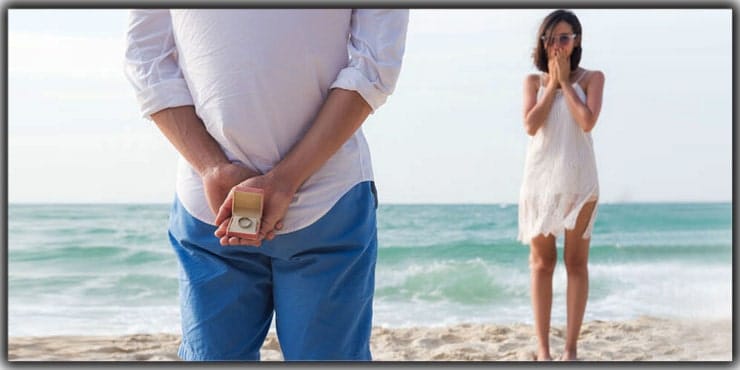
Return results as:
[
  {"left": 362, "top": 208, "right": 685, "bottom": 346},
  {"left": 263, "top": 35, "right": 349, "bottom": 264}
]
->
[
  {"left": 559, "top": 349, "right": 578, "bottom": 361},
  {"left": 536, "top": 350, "right": 553, "bottom": 361}
]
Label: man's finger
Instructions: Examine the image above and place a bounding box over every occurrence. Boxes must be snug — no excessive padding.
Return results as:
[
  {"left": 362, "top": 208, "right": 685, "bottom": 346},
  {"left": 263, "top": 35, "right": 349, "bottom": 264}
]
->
[
  {"left": 214, "top": 218, "right": 230, "bottom": 238},
  {"left": 239, "top": 237, "right": 261, "bottom": 247},
  {"left": 214, "top": 190, "right": 235, "bottom": 225},
  {"left": 229, "top": 236, "right": 260, "bottom": 247},
  {"left": 258, "top": 216, "right": 279, "bottom": 239},
  {"left": 220, "top": 234, "right": 260, "bottom": 246}
]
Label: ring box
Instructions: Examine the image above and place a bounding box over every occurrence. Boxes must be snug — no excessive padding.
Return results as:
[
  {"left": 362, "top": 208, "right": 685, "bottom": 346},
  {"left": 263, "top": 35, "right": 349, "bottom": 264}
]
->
[{"left": 226, "top": 187, "right": 264, "bottom": 239}]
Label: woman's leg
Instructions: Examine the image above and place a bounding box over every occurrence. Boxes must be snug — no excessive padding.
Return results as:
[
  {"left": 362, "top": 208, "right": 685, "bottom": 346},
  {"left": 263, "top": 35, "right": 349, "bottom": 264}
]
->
[
  {"left": 530, "top": 233, "right": 557, "bottom": 361},
  {"left": 562, "top": 200, "right": 597, "bottom": 360}
]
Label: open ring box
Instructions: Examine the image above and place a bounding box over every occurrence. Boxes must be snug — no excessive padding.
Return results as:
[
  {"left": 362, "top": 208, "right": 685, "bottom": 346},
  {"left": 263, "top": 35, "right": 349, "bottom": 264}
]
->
[{"left": 226, "top": 187, "right": 264, "bottom": 240}]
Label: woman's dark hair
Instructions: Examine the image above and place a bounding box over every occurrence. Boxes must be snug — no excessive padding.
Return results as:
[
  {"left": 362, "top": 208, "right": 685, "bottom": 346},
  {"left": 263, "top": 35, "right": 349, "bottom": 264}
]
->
[{"left": 532, "top": 10, "right": 582, "bottom": 73}]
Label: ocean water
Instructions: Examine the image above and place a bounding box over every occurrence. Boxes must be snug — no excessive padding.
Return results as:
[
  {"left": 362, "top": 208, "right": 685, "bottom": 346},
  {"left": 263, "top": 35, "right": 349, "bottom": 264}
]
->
[{"left": 8, "top": 203, "right": 732, "bottom": 337}]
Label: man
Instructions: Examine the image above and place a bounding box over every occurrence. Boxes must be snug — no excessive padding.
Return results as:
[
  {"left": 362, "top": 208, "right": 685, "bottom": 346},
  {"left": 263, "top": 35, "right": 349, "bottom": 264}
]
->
[{"left": 124, "top": 9, "right": 408, "bottom": 361}]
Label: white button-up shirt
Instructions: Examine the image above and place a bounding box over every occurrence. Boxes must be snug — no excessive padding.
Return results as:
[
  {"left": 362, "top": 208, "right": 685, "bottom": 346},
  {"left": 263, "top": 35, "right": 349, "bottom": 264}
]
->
[{"left": 124, "top": 9, "right": 408, "bottom": 232}]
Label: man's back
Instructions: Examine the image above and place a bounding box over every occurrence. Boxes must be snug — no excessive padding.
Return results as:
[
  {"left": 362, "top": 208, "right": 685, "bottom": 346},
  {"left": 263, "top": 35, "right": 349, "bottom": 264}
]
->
[
  {"left": 171, "top": 10, "right": 352, "bottom": 161},
  {"left": 126, "top": 9, "right": 406, "bottom": 231}
]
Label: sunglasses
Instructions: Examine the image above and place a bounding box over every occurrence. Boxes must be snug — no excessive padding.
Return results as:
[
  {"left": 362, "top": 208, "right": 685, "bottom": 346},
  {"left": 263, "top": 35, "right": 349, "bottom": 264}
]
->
[{"left": 541, "top": 33, "right": 577, "bottom": 46}]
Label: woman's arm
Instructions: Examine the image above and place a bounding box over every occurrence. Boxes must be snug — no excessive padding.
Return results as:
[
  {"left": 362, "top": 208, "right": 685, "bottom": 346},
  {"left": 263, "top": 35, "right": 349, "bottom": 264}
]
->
[
  {"left": 523, "top": 73, "right": 558, "bottom": 136},
  {"left": 560, "top": 70, "right": 605, "bottom": 132}
]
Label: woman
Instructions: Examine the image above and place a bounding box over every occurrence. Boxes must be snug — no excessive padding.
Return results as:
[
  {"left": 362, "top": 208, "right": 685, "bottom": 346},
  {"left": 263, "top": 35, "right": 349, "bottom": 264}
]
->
[{"left": 518, "top": 9, "right": 605, "bottom": 361}]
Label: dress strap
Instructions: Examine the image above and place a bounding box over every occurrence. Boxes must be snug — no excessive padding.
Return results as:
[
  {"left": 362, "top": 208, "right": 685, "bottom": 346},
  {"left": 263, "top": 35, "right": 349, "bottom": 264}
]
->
[{"left": 574, "top": 69, "right": 588, "bottom": 84}]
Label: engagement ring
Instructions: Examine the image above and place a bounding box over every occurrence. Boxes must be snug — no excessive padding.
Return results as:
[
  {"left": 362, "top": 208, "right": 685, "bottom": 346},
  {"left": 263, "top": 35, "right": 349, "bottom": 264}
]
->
[{"left": 238, "top": 217, "right": 254, "bottom": 229}]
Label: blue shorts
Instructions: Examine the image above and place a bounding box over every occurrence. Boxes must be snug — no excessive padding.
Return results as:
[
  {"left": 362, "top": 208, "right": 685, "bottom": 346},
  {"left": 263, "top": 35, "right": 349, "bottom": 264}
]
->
[{"left": 167, "top": 181, "right": 378, "bottom": 361}]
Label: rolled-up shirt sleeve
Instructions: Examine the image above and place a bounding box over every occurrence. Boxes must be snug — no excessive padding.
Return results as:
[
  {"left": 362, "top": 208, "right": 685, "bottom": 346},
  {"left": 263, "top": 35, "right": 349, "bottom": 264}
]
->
[
  {"left": 124, "top": 9, "right": 194, "bottom": 119},
  {"left": 330, "top": 9, "right": 409, "bottom": 112}
]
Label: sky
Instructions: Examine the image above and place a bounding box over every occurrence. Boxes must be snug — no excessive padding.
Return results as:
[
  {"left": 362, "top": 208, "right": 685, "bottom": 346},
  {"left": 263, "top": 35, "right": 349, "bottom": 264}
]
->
[{"left": 7, "top": 9, "right": 733, "bottom": 204}]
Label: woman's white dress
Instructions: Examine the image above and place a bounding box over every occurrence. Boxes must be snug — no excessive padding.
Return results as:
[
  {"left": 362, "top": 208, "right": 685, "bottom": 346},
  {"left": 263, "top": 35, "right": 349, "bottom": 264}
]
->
[{"left": 518, "top": 71, "right": 599, "bottom": 243}]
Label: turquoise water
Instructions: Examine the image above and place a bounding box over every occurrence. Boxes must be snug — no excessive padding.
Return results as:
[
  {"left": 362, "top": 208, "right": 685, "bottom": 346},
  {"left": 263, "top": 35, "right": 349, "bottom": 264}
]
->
[{"left": 8, "top": 203, "right": 732, "bottom": 336}]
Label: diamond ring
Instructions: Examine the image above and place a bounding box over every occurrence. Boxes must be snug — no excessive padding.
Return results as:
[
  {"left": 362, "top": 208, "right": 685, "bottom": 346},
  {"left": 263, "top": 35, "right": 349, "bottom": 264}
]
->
[{"left": 238, "top": 217, "right": 253, "bottom": 229}]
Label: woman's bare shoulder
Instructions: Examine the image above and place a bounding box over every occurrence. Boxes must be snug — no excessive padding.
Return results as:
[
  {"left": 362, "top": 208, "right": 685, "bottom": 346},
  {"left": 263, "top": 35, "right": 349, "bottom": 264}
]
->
[
  {"left": 526, "top": 73, "right": 542, "bottom": 83},
  {"left": 525, "top": 73, "right": 542, "bottom": 90},
  {"left": 583, "top": 69, "right": 605, "bottom": 83},
  {"left": 578, "top": 68, "right": 604, "bottom": 92}
]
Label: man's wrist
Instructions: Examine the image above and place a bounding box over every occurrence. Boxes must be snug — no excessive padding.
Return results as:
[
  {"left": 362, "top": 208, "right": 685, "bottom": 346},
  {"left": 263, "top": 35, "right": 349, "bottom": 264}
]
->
[
  {"left": 198, "top": 160, "right": 236, "bottom": 179},
  {"left": 269, "top": 163, "right": 303, "bottom": 194}
]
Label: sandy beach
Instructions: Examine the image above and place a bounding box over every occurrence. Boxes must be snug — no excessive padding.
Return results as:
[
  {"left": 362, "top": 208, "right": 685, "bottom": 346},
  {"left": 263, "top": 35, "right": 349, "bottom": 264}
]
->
[{"left": 8, "top": 316, "right": 731, "bottom": 361}]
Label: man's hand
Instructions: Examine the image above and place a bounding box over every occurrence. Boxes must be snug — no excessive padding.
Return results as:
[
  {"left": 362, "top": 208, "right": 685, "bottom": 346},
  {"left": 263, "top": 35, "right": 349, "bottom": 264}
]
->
[
  {"left": 201, "top": 162, "right": 260, "bottom": 218},
  {"left": 213, "top": 89, "right": 372, "bottom": 247},
  {"left": 213, "top": 171, "right": 292, "bottom": 246}
]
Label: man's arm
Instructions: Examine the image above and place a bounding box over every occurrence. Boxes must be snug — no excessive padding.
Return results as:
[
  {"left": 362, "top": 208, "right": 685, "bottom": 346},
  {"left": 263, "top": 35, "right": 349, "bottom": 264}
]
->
[
  {"left": 151, "top": 106, "right": 259, "bottom": 218},
  {"left": 272, "top": 89, "right": 372, "bottom": 193},
  {"left": 124, "top": 10, "right": 194, "bottom": 119},
  {"left": 151, "top": 106, "right": 230, "bottom": 177}
]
